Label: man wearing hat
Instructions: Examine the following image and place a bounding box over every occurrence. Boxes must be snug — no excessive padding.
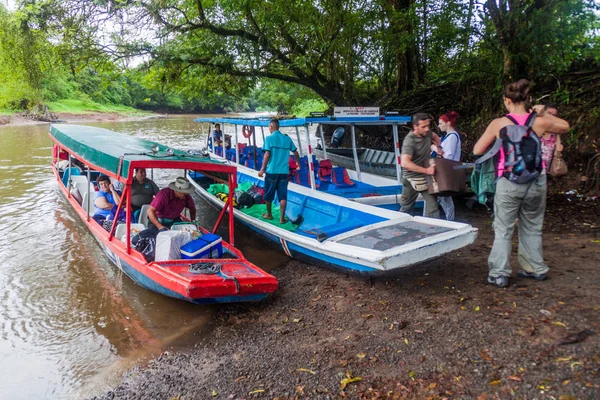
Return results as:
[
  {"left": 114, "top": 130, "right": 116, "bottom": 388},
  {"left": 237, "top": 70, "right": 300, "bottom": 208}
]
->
[{"left": 147, "top": 177, "right": 196, "bottom": 231}]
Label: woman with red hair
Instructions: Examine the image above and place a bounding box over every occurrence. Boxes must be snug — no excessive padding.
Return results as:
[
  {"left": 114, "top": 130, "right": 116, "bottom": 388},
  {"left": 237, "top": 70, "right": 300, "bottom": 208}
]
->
[{"left": 437, "top": 111, "right": 462, "bottom": 220}]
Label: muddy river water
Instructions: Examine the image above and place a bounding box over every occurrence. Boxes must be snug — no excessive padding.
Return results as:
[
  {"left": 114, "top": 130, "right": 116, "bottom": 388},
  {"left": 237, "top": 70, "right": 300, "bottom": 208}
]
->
[{"left": 0, "top": 115, "right": 292, "bottom": 399}]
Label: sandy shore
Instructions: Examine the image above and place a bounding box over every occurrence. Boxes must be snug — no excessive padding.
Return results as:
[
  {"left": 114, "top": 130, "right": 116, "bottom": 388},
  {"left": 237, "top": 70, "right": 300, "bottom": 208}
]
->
[
  {"left": 91, "top": 195, "right": 599, "bottom": 400},
  {"left": 0, "top": 112, "right": 165, "bottom": 126}
]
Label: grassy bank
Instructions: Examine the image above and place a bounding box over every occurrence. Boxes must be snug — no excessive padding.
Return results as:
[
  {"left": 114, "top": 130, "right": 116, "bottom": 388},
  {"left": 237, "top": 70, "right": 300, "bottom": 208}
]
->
[{"left": 46, "top": 99, "right": 152, "bottom": 116}]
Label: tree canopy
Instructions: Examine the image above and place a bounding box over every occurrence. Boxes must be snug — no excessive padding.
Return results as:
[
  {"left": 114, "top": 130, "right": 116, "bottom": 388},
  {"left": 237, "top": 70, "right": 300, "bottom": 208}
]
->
[{"left": 1, "top": 0, "right": 598, "bottom": 111}]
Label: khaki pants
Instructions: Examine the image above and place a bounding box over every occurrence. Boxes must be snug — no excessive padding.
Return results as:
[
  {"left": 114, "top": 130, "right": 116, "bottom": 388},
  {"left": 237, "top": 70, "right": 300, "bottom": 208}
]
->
[
  {"left": 488, "top": 175, "right": 548, "bottom": 277},
  {"left": 400, "top": 177, "right": 440, "bottom": 218}
]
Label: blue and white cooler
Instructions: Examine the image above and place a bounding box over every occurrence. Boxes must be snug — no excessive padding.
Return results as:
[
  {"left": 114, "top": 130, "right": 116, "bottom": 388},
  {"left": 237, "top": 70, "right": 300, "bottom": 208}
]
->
[{"left": 180, "top": 233, "right": 223, "bottom": 259}]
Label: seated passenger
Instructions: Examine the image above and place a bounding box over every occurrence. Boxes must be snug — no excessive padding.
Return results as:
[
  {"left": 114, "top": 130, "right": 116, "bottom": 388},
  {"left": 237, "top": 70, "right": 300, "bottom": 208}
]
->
[
  {"left": 212, "top": 123, "right": 223, "bottom": 146},
  {"left": 93, "top": 175, "right": 122, "bottom": 224},
  {"left": 130, "top": 168, "right": 160, "bottom": 213},
  {"left": 147, "top": 177, "right": 196, "bottom": 232}
]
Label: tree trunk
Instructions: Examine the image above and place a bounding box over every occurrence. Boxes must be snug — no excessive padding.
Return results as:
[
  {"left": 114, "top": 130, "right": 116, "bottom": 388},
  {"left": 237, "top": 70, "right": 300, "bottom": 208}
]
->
[{"left": 386, "top": 0, "right": 420, "bottom": 93}]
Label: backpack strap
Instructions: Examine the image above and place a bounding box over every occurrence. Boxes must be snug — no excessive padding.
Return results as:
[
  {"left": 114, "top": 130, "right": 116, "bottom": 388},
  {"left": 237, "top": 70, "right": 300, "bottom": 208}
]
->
[
  {"left": 505, "top": 114, "right": 519, "bottom": 125},
  {"left": 441, "top": 131, "right": 459, "bottom": 143},
  {"left": 474, "top": 138, "right": 503, "bottom": 166},
  {"left": 525, "top": 111, "right": 537, "bottom": 129},
  {"left": 505, "top": 111, "right": 537, "bottom": 127}
]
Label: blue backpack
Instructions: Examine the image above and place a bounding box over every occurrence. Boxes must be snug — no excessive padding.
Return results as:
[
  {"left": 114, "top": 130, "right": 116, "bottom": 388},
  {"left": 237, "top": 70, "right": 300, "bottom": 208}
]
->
[{"left": 474, "top": 112, "right": 542, "bottom": 185}]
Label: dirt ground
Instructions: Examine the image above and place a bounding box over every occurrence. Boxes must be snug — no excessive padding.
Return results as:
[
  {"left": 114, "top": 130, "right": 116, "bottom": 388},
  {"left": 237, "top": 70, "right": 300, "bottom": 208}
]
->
[{"left": 92, "top": 190, "right": 599, "bottom": 400}]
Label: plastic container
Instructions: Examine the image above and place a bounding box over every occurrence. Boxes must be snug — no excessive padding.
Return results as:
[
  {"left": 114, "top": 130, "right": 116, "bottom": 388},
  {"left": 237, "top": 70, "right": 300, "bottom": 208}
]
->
[{"left": 180, "top": 233, "right": 223, "bottom": 259}]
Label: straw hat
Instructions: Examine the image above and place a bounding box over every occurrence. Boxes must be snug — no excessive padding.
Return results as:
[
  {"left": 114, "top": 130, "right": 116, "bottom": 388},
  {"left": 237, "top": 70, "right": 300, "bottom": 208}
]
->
[{"left": 168, "top": 177, "right": 194, "bottom": 194}]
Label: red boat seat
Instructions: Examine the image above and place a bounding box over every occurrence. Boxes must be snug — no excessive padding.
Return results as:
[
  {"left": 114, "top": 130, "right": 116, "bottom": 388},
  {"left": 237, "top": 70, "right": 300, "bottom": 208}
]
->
[
  {"left": 318, "top": 159, "right": 333, "bottom": 182},
  {"left": 331, "top": 167, "right": 356, "bottom": 188}
]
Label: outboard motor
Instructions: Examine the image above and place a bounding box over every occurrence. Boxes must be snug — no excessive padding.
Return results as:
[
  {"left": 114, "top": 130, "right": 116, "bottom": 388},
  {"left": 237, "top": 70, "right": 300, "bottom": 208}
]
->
[{"left": 331, "top": 127, "right": 345, "bottom": 148}]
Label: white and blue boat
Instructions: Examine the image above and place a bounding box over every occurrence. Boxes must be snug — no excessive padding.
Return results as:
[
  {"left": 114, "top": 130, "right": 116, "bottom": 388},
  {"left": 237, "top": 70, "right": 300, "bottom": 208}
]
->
[{"left": 187, "top": 116, "right": 477, "bottom": 275}]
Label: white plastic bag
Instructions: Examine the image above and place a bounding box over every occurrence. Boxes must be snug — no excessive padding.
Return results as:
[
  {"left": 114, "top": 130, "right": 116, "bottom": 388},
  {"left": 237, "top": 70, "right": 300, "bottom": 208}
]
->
[{"left": 155, "top": 231, "right": 193, "bottom": 261}]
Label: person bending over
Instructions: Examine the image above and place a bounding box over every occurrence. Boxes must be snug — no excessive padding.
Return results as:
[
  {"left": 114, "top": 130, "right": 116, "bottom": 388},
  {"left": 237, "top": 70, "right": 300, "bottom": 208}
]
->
[{"left": 147, "top": 177, "right": 196, "bottom": 232}]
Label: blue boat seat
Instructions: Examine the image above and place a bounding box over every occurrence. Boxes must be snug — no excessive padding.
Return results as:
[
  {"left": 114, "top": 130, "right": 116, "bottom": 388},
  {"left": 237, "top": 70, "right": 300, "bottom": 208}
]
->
[
  {"left": 297, "top": 219, "right": 364, "bottom": 242},
  {"left": 294, "top": 168, "right": 318, "bottom": 188},
  {"left": 331, "top": 167, "right": 356, "bottom": 188},
  {"left": 62, "top": 167, "right": 81, "bottom": 187}
]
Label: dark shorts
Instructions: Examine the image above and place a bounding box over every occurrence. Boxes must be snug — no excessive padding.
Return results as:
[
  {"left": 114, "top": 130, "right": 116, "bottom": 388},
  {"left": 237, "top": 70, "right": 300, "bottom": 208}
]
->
[{"left": 264, "top": 173, "right": 289, "bottom": 202}]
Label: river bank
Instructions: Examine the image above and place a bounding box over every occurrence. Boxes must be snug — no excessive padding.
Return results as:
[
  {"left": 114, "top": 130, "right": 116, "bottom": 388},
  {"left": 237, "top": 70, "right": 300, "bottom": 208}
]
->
[
  {"left": 0, "top": 111, "right": 164, "bottom": 126},
  {"left": 93, "top": 195, "right": 599, "bottom": 400}
]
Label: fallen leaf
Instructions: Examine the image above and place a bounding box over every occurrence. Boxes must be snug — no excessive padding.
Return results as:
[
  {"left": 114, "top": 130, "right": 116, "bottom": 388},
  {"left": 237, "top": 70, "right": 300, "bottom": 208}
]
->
[
  {"left": 540, "top": 309, "right": 552, "bottom": 317},
  {"left": 474, "top": 306, "right": 480, "bottom": 312},
  {"left": 292, "top": 317, "right": 303, "bottom": 323},
  {"left": 408, "top": 371, "right": 416, "bottom": 380},
  {"left": 361, "top": 314, "right": 373, "bottom": 319},
  {"left": 570, "top": 361, "right": 583, "bottom": 371},
  {"left": 425, "top": 383, "right": 437, "bottom": 391},
  {"left": 249, "top": 389, "right": 265, "bottom": 395},
  {"left": 555, "top": 356, "right": 575, "bottom": 363},
  {"left": 559, "top": 396, "right": 576, "bottom": 400},
  {"left": 311, "top": 295, "right": 321, "bottom": 302},
  {"left": 235, "top": 376, "right": 248, "bottom": 382},
  {"left": 480, "top": 351, "right": 493, "bottom": 362},
  {"left": 562, "top": 380, "right": 570, "bottom": 386},
  {"left": 404, "top": 338, "right": 409, "bottom": 345},
  {"left": 508, "top": 376, "right": 521, "bottom": 382},
  {"left": 295, "top": 386, "right": 304, "bottom": 395},
  {"left": 211, "top": 390, "right": 218, "bottom": 397},
  {"left": 298, "top": 368, "right": 315, "bottom": 375},
  {"left": 356, "top": 352, "right": 366, "bottom": 360},
  {"left": 340, "top": 376, "right": 362, "bottom": 391},
  {"left": 552, "top": 321, "right": 567, "bottom": 327},
  {"left": 344, "top": 335, "right": 351, "bottom": 341},
  {"left": 489, "top": 380, "right": 502, "bottom": 386}
]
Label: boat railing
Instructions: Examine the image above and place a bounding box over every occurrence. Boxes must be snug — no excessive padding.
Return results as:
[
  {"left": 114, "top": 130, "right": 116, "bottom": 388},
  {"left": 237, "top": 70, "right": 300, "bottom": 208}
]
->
[{"left": 196, "top": 114, "right": 411, "bottom": 189}]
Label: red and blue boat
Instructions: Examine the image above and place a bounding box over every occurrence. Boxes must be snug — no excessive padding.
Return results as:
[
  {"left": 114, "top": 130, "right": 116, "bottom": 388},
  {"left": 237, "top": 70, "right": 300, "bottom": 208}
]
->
[{"left": 50, "top": 124, "right": 278, "bottom": 304}]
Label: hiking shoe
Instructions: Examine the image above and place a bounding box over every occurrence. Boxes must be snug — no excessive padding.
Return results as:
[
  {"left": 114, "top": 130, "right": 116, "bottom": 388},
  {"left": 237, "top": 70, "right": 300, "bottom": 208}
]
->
[
  {"left": 517, "top": 270, "right": 548, "bottom": 281},
  {"left": 487, "top": 275, "right": 509, "bottom": 288}
]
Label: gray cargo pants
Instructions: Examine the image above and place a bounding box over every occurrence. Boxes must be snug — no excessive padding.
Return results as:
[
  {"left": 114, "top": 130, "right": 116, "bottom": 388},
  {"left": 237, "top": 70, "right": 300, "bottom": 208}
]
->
[
  {"left": 488, "top": 175, "right": 549, "bottom": 278},
  {"left": 400, "top": 177, "right": 440, "bottom": 218}
]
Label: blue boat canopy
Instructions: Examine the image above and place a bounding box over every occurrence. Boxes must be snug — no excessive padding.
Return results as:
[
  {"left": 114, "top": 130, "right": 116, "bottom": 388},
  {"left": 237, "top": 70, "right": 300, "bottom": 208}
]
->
[
  {"left": 194, "top": 115, "right": 411, "bottom": 126},
  {"left": 194, "top": 117, "right": 307, "bottom": 127}
]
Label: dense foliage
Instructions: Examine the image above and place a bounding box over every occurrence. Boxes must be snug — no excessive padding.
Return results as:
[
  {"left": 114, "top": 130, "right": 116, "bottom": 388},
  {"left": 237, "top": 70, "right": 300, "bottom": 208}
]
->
[{"left": 0, "top": 1, "right": 598, "bottom": 117}]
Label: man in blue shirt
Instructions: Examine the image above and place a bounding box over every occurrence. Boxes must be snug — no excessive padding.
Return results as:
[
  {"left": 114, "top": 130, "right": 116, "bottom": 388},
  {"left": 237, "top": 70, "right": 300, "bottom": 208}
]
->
[{"left": 258, "top": 119, "right": 301, "bottom": 224}]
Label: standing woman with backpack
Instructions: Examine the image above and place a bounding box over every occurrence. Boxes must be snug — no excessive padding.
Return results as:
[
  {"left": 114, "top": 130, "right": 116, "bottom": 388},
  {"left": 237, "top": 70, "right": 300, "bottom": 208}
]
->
[
  {"left": 473, "top": 79, "right": 570, "bottom": 288},
  {"left": 437, "top": 111, "right": 462, "bottom": 220}
]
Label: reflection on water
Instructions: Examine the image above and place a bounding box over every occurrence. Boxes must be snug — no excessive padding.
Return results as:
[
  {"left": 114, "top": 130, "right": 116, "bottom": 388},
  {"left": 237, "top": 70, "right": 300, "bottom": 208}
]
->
[{"left": 0, "top": 116, "right": 290, "bottom": 399}]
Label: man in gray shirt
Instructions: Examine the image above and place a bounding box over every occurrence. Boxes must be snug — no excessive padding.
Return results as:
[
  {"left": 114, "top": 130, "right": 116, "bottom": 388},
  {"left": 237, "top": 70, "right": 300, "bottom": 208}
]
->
[{"left": 400, "top": 113, "right": 441, "bottom": 218}]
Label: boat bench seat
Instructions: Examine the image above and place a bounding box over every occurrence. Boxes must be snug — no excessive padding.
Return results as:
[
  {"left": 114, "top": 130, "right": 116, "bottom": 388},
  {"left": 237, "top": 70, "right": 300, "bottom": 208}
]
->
[{"left": 297, "top": 219, "right": 364, "bottom": 242}]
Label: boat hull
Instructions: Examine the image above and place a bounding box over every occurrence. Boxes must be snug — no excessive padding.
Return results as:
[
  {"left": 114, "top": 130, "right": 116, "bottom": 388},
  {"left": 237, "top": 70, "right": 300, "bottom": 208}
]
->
[
  {"left": 55, "top": 169, "right": 277, "bottom": 304},
  {"left": 189, "top": 168, "right": 478, "bottom": 277}
]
